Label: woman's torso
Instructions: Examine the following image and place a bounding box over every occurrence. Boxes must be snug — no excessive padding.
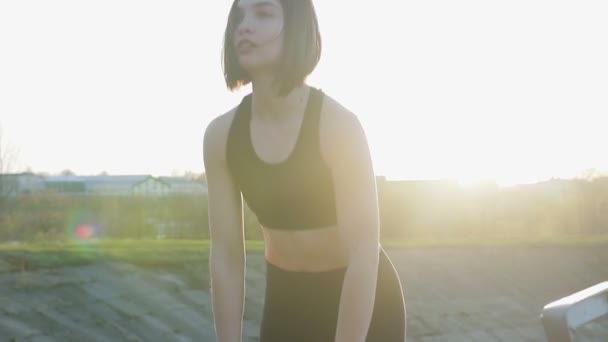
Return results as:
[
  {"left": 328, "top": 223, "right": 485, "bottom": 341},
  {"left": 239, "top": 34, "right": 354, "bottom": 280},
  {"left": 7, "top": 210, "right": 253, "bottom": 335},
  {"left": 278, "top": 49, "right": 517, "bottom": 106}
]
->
[{"left": 225, "top": 86, "right": 350, "bottom": 272}]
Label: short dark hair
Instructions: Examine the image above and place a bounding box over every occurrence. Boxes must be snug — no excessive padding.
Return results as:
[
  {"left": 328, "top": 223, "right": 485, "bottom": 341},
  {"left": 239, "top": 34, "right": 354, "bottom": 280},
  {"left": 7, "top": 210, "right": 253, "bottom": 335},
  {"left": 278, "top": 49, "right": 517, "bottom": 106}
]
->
[{"left": 222, "top": 0, "right": 322, "bottom": 96}]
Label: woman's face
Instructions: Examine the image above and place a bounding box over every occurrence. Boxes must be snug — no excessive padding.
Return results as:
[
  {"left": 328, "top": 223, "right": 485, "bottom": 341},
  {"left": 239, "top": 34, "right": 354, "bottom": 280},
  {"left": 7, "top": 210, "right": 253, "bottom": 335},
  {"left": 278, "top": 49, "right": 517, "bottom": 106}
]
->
[{"left": 232, "top": 0, "right": 285, "bottom": 74}]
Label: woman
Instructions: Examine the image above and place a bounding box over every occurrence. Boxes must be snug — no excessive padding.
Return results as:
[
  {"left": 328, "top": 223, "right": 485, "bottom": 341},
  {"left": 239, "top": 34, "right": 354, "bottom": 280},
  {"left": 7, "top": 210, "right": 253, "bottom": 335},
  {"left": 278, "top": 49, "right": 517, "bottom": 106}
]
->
[{"left": 203, "top": 0, "right": 407, "bottom": 341}]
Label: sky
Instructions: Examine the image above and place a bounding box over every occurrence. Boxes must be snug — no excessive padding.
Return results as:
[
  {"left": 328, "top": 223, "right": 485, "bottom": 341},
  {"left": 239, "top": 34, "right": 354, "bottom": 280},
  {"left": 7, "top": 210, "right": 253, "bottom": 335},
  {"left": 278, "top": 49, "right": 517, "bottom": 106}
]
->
[{"left": 1, "top": 0, "right": 607, "bottom": 186}]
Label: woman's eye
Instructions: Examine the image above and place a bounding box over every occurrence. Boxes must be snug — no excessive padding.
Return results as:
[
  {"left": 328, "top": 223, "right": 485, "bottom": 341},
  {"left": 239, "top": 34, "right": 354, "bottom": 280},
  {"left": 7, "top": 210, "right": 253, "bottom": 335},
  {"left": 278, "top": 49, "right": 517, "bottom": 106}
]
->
[
  {"left": 256, "top": 11, "right": 273, "bottom": 18},
  {"left": 234, "top": 10, "right": 244, "bottom": 24}
]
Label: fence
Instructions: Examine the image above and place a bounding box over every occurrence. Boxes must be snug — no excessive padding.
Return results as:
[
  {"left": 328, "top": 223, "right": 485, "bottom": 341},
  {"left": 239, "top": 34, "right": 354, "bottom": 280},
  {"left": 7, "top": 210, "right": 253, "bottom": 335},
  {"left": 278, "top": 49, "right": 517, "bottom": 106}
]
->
[{"left": 541, "top": 281, "right": 608, "bottom": 341}]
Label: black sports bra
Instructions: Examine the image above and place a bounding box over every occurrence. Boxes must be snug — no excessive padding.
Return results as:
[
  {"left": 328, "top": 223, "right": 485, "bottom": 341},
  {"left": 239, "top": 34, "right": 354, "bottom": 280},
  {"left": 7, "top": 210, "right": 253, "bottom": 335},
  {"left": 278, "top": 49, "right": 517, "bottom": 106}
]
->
[{"left": 226, "top": 87, "right": 337, "bottom": 230}]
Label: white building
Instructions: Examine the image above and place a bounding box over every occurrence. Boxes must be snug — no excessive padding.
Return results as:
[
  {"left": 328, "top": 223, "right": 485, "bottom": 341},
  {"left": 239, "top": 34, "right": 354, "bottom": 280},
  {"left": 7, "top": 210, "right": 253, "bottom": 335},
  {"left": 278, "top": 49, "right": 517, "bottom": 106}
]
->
[{"left": 133, "top": 176, "right": 171, "bottom": 196}]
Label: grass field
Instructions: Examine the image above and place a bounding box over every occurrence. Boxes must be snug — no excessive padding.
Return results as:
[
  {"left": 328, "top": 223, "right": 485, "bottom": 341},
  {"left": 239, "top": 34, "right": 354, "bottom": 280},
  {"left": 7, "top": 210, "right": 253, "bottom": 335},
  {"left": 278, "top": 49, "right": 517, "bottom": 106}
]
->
[{"left": 2, "top": 234, "right": 608, "bottom": 273}]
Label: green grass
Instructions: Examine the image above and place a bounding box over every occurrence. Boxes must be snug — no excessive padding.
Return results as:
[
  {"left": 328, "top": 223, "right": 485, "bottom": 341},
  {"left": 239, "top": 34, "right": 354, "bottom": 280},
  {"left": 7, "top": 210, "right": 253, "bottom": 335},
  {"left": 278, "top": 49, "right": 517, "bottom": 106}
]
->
[
  {"left": 0, "top": 239, "right": 265, "bottom": 272},
  {"left": 2, "top": 235, "right": 607, "bottom": 272}
]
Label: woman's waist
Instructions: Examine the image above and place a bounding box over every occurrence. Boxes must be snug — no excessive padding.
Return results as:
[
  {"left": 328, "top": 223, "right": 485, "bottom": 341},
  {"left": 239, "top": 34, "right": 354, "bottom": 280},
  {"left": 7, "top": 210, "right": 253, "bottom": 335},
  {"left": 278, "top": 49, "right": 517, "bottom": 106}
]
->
[
  {"left": 262, "top": 234, "right": 349, "bottom": 272},
  {"left": 264, "top": 244, "right": 349, "bottom": 272}
]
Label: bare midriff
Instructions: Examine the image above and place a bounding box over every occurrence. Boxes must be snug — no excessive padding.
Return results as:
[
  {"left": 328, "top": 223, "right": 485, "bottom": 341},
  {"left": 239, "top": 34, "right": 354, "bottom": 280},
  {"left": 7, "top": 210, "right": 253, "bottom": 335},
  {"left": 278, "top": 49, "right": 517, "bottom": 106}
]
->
[{"left": 261, "top": 224, "right": 349, "bottom": 272}]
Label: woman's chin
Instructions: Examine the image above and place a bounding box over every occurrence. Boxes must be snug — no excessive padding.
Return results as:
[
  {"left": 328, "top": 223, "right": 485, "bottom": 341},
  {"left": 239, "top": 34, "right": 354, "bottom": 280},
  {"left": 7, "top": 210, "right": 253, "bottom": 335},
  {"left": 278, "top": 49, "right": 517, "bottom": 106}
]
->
[{"left": 239, "top": 62, "right": 275, "bottom": 76}]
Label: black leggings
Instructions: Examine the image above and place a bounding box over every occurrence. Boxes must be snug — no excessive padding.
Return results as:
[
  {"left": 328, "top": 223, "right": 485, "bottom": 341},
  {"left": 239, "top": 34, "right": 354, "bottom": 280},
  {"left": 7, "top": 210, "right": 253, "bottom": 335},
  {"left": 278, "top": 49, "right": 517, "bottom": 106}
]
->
[{"left": 260, "top": 247, "right": 406, "bottom": 342}]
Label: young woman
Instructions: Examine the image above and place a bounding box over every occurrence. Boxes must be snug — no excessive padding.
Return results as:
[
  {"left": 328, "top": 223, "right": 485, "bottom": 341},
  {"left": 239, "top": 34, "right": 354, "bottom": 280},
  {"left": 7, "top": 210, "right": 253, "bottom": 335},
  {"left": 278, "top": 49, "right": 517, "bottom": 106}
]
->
[{"left": 204, "top": 0, "right": 407, "bottom": 341}]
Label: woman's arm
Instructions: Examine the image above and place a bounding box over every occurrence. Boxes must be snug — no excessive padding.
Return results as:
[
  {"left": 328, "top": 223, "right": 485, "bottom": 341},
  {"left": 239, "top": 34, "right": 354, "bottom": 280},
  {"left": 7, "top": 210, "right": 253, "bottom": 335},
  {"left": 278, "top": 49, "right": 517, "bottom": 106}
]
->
[
  {"left": 321, "top": 100, "right": 381, "bottom": 342},
  {"left": 204, "top": 113, "right": 246, "bottom": 342}
]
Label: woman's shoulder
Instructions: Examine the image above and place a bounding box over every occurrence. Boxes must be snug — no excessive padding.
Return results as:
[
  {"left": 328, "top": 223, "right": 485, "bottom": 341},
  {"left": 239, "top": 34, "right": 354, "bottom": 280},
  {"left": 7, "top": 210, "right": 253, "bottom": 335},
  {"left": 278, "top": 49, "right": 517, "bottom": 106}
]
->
[
  {"left": 319, "top": 91, "right": 368, "bottom": 163},
  {"left": 319, "top": 92, "right": 364, "bottom": 139},
  {"left": 206, "top": 106, "right": 239, "bottom": 136},
  {"left": 203, "top": 105, "right": 240, "bottom": 162}
]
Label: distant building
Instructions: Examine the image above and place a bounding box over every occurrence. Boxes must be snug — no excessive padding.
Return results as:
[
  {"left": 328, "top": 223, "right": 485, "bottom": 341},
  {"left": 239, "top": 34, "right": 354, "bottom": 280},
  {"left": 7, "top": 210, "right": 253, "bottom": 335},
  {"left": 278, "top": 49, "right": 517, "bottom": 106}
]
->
[
  {"left": 158, "top": 176, "right": 208, "bottom": 195},
  {"left": 43, "top": 175, "right": 207, "bottom": 197},
  {"left": 0, "top": 173, "right": 46, "bottom": 197},
  {"left": 133, "top": 176, "right": 171, "bottom": 196},
  {"left": 45, "top": 175, "right": 149, "bottom": 196}
]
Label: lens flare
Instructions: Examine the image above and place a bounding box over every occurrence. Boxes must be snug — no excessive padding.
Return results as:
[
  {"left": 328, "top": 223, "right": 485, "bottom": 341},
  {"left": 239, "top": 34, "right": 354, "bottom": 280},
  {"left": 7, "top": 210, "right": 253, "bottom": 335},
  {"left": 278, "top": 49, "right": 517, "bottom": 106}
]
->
[
  {"left": 65, "top": 210, "right": 103, "bottom": 243},
  {"left": 76, "top": 224, "right": 93, "bottom": 240}
]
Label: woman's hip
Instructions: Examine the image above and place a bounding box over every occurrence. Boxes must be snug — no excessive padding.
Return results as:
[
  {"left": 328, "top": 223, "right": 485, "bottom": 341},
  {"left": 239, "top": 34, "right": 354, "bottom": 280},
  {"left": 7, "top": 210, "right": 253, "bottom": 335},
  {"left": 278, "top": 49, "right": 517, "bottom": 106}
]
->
[{"left": 260, "top": 247, "right": 406, "bottom": 341}]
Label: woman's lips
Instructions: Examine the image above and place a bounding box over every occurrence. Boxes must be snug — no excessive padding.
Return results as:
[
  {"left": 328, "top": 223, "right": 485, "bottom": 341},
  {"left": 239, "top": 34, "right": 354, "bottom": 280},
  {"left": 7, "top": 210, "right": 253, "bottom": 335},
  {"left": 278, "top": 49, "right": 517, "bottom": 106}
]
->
[{"left": 237, "top": 40, "right": 256, "bottom": 54}]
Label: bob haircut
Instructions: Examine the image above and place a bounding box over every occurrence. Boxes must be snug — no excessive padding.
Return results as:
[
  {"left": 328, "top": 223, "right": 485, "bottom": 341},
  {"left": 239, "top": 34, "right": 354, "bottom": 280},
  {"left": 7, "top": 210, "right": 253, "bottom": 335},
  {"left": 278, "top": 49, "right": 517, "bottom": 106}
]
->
[{"left": 222, "top": 0, "right": 322, "bottom": 97}]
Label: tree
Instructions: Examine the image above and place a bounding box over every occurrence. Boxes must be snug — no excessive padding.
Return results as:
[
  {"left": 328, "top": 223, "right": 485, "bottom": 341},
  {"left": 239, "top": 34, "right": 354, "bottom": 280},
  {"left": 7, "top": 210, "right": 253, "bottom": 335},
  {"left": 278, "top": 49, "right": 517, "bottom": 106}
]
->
[
  {"left": 184, "top": 170, "right": 206, "bottom": 183},
  {"left": 577, "top": 168, "right": 606, "bottom": 181},
  {"left": 60, "top": 169, "right": 76, "bottom": 176},
  {"left": 1, "top": 124, "right": 21, "bottom": 211},
  {"left": 0, "top": 124, "right": 19, "bottom": 175}
]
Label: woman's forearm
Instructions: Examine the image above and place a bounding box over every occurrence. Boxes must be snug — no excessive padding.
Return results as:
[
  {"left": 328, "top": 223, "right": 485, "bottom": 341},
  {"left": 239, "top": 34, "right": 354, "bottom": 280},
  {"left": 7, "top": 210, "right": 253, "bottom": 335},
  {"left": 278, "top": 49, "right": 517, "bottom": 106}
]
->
[
  {"left": 334, "top": 251, "right": 380, "bottom": 342},
  {"left": 210, "top": 250, "right": 245, "bottom": 342}
]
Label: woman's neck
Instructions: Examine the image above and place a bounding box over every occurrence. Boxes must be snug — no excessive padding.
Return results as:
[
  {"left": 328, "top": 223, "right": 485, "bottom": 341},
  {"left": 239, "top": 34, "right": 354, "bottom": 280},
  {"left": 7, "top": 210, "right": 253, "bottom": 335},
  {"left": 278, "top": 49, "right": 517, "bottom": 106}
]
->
[{"left": 251, "top": 76, "right": 309, "bottom": 123}]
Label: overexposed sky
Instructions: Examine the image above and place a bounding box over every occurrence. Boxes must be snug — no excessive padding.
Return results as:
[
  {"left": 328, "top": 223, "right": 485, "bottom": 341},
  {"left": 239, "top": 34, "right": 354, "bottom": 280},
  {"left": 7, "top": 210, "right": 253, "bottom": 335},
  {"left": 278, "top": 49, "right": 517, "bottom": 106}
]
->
[{"left": 1, "top": 0, "right": 607, "bottom": 185}]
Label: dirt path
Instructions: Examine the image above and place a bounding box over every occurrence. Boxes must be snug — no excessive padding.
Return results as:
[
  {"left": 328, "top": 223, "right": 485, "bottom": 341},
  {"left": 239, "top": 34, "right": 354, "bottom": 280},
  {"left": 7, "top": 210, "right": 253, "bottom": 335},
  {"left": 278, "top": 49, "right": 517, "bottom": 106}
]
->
[
  {"left": 391, "top": 246, "right": 608, "bottom": 341},
  {"left": 0, "top": 246, "right": 607, "bottom": 341}
]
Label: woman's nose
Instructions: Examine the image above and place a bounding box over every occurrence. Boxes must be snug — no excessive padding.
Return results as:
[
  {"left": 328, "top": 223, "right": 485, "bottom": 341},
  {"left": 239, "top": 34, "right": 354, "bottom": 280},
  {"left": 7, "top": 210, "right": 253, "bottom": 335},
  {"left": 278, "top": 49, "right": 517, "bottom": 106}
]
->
[{"left": 237, "top": 16, "right": 254, "bottom": 35}]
